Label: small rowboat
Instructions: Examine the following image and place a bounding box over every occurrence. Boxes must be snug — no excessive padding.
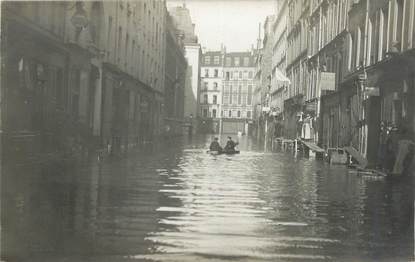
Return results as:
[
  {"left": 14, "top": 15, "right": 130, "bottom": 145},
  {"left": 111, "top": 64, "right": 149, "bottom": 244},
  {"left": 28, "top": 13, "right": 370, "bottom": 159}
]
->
[{"left": 207, "top": 150, "right": 240, "bottom": 155}]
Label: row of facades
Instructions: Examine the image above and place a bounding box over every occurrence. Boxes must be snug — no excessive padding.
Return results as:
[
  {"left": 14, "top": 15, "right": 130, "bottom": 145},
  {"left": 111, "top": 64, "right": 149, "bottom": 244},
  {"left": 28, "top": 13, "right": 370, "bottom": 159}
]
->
[
  {"left": 255, "top": 0, "right": 415, "bottom": 166},
  {"left": 1, "top": 1, "right": 198, "bottom": 164}
]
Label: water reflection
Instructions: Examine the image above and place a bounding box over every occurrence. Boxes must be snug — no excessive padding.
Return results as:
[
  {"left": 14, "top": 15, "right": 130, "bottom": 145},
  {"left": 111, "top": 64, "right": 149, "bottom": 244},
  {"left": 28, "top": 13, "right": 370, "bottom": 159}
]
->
[{"left": 1, "top": 135, "right": 413, "bottom": 261}]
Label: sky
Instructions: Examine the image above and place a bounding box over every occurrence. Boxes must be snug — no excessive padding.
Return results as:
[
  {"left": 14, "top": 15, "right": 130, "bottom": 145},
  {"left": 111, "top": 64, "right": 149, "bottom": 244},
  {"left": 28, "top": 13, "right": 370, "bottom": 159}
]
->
[{"left": 166, "top": 0, "right": 276, "bottom": 52}]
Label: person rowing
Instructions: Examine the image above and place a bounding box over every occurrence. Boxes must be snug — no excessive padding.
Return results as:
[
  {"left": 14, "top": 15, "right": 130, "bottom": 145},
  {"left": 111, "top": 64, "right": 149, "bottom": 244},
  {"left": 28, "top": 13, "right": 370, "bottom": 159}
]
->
[
  {"left": 224, "top": 136, "right": 238, "bottom": 153},
  {"left": 209, "top": 137, "right": 223, "bottom": 152}
]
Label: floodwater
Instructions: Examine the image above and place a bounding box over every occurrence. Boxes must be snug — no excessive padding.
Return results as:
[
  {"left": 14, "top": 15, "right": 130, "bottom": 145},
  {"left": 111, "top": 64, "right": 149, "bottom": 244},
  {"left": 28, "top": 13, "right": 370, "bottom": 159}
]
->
[{"left": 2, "top": 135, "right": 414, "bottom": 262}]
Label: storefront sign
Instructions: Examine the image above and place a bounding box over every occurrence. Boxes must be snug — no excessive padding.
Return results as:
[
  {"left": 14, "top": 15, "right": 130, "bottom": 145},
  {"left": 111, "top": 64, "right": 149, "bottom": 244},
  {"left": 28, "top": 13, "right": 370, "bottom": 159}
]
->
[
  {"left": 305, "top": 102, "right": 317, "bottom": 112},
  {"left": 364, "top": 87, "right": 379, "bottom": 96},
  {"left": 319, "top": 72, "right": 336, "bottom": 91}
]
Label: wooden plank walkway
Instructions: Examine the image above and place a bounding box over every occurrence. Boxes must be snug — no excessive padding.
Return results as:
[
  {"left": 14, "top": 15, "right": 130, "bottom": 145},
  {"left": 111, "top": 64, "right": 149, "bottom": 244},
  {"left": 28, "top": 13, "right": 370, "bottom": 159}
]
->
[
  {"left": 299, "top": 140, "right": 325, "bottom": 153},
  {"left": 344, "top": 146, "right": 368, "bottom": 169}
]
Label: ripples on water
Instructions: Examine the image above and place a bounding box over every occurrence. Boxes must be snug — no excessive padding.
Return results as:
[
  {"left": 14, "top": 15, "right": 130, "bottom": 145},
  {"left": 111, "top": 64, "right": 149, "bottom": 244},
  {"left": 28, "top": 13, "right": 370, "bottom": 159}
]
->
[{"left": 2, "top": 136, "right": 413, "bottom": 262}]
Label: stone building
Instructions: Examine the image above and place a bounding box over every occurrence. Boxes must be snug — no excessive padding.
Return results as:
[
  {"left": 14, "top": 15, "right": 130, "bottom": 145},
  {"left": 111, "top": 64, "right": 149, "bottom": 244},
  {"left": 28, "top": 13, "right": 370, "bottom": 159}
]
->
[
  {"left": 319, "top": 0, "right": 415, "bottom": 166},
  {"left": 270, "top": 0, "right": 290, "bottom": 132},
  {"left": 2, "top": 1, "right": 106, "bottom": 164},
  {"left": 2, "top": 0, "right": 172, "bottom": 159},
  {"left": 199, "top": 50, "right": 224, "bottom": 133},
  {"left": 101, "top": 1, "right": 166, "bottom": 153},
  {"left": 221, "top": 51, "right": 256, "bottom": 134},
  {"left": 164, "top": 13, "right": 187, "bottom": 137},
  {"left": 168, "top": 4, "right": 202, "bottom": 134},
  {"left": 307, "top": 0, "right": 350, "bottom": 146},
  {"left": 285, "top": 0, "right": 310, "bottom": 139}
]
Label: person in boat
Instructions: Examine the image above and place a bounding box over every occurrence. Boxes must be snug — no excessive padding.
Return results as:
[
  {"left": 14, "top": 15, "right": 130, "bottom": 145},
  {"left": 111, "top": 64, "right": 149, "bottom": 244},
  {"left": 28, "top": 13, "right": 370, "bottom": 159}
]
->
[
  {"left": 209, "top": 137, "right": 222, "bottom": 152},
  {"left": 224, "top": 136, "right": 238, "bottom": 152}
]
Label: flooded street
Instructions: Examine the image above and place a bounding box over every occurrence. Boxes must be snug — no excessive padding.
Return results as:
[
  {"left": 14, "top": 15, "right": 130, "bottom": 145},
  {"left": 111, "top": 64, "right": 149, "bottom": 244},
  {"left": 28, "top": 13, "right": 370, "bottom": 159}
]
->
[{"left": 2, "top": 136, "right": 414, "bottom": 262}]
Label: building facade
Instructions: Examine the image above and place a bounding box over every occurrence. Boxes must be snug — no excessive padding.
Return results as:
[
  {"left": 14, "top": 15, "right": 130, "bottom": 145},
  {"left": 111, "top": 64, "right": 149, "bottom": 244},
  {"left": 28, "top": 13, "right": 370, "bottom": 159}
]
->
[
  {"left": 164, "top": 12, "right": 187, "bottom": 137},
  {"left": 100, "top": 0, "right": 167, "bottom": 153},
  {"left": 2, "top": 1, "right": 106, "bottom": 165},
  {"left": 285, "top": 0, "right": 310, "bottom": 139},
  {"left": 2, "top": 0, "right": 178, "bottom": 160},
  {"left": 199, "top": 50, "right": 224, "bottom": 133},
  {"left": 168, "top": 4, "right": 202, "bottom": 134},
  {"left": 221, "top": 51, "right": 256, "bottom": 134},
  {"left": 319, "top": 0, "right": 415, "bottom": 166},
  {"left": 271, "top": 0, "right": 290, "bottom": 128},
  {"left": 307, "top": 0, "right": 351, "bottom": 146}
]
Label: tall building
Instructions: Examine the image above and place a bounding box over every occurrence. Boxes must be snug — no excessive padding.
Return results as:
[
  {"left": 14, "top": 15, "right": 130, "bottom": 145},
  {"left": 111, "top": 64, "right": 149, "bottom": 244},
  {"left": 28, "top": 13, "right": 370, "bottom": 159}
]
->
[
  {"left": 285, "top": 0, "right": 310, "bottom": 139},
  {"left": 221, "top": 51, "right": 256, "bottom": 134},
  {"left": 306, "top": 0, "right": 350, "bottom": 146},
  {"left": 2, "top": 0, "right": 172, "bottom": 159},
  {"left": 318, "top": 0, "right": 415, "bottom": 165},
  {"left": 199, "top": 50, "right": 224, "bottom": 133},
  {"left": 164, "top": 12, "right": 187, "bottom": 137},
  {"left": 100, "top": 0, "right": 166, "bottom": 152},
  {"left": 168, "top": 4, "right": 202, "bottom": 134},
  {"left": 198, "top": 48, "right": 256, "bottom": 134},
  {"left": 270, "top": 0, "right": 290, "bottom": 138}
]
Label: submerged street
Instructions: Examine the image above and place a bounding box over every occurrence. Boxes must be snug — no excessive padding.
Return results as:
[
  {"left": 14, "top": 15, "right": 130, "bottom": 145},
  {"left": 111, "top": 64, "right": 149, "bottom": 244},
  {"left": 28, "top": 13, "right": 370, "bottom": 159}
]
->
[{"left": 3, "top": 136, "right": 413, "bottom": 262}]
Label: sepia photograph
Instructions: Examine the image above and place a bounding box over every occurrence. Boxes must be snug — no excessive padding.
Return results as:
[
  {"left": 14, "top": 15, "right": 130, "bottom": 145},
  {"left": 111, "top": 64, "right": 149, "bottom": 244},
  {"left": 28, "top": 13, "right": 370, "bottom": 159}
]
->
[{"left": 1, "top": 0, "right": 414, "bottom": 261}]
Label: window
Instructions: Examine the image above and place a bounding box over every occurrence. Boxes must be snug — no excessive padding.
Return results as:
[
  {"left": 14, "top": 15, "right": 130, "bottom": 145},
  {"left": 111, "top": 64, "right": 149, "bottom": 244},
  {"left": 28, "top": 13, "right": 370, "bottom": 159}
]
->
[
  {"left": 358, "top": 26, "right": 364, "bottom": 67},
  {"left": 212, "top": 109, "right": 217, "bottom": 118},
  {"left": 248, "top": 71, "right": 253, "bottom": 78},
  {"left": 237, "top": 111, "right": 241, "bottom": 118},
  {"left": 396, "top": 0, "right": 403, "bottom": 48},
  {"left": 239, "top": 71, "right": 243, "bottom": 79},
  {"left": 225, "top": 57, "right": 231, "bottom": 66},
  {"left": 204, "top": 81, "right": 208, "bottom": 90},
  {"left": 204, "top": 69, "right": 209, "bottom": 77},
  {"left": 225, "top": 72, "right": 230, "bottom": 80},
  {"left": 223, "top": 85, "right": 229, "bottom": 105},
  {"left": 221, "top": 110, "right": 224, "bottom": 117},
  {"left": 247, "top": 85, "right": 252, "bottom": 105},
  {"left": 234, "top": 57, "right": 240, "bottom": 66},
  {"left": 247, "top": 111, "right": 251, "bottom": 118},
  {"left": 371, "top": 14, "right": 379, "bottom": 64},
  {"left": 348, "top": 32, "right": 355, "bottom": 70},
  {"left": 204, "top": 56, "right": 211, "bottom": 64},
  {"left": 228, "top": 110, "right": 232, "bottom": 117},
  {"left": 238, "top": 85, "right": 242, "bottom": 105},
  {"left": 213, "top": 95, "right": 217, "bottom": 104},
  {"left": 214, "top": 69, "right": 218, "bottom": 77},
  {"left": 213, "top": 82, "right": 218, "bottom": 90},
  {"left": 203, "top": 94, "right": 208, "bottom": 104},
  {"left": 118, "top": 26, "right": 122, "bottom": 62},
  {"left": 131, "top": 40, "right": 135, "bottom": 71},
  {"left": 203, "top": 109, "right": 208, "bottom": 117},
  {"left": 229, "top": 85, "right": 233, "bottom": 104},
  {"left": 107, "top": 16, "right": 113, "bottom": 58},
  {"left": 243, "top": 57, "right": 250, "bottom": 66},
  {"left": 380, "top": 6, "right": 389, "bottom": 59},
  {"left": 214, "top": 56, "right": 220, "bottom": 65},
  {"left": 125, "top": 33, "right": 129, "bottom": 63}
]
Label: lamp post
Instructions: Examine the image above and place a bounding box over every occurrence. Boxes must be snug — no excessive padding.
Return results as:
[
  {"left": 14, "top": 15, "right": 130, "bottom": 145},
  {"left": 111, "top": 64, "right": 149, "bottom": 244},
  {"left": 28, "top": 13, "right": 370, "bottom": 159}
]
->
[{"left": 70, "top": 2, "right": 88, "bottom": 41}]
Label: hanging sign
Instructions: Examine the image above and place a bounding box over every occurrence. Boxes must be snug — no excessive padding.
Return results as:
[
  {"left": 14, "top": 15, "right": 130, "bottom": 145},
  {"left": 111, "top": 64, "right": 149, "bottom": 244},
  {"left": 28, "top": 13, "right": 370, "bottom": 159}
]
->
[
  {"left": 364, "top": 87, "right": 379, "bottom": 96},
  {"left": 319, "top": 72, "right": 336, "bottom": 91}
]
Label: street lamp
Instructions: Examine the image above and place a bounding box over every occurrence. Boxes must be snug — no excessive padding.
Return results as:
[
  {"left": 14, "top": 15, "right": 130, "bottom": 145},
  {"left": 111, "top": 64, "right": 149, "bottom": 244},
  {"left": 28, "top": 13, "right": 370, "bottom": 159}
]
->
[
  {"left": 71, "top": 2, "right": 88, "bottom": 28},
  {"left": 70, "top": 2, "right": 88, "bottom": 41}
]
